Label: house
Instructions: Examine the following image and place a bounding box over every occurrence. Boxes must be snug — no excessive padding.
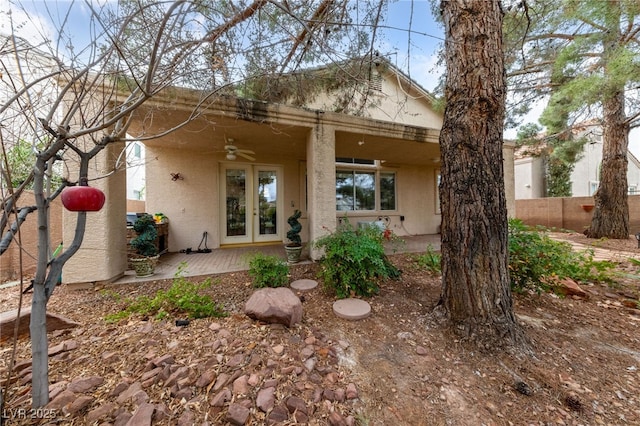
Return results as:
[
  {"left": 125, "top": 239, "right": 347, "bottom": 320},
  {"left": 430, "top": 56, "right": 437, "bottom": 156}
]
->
[
  {"left": 60, "top": 58, "right": 517, "bottom": 285},
  {"left": 515, "top": 122, "right": 640, "bottom": 199}
]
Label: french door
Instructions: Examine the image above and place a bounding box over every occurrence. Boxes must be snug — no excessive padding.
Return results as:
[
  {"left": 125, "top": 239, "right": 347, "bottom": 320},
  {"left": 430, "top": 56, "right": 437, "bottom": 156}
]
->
[{"left": 220, "top": 164, "right": 283, "bottom": 245}]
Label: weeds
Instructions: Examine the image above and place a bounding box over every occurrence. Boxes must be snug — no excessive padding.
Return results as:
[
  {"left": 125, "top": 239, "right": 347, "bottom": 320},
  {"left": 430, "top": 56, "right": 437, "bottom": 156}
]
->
[
  {"left": 246, "top": 252, "right": 289, "bottom": 288},
  {"left": 414, "top": 244, "right": 441, "bottom": 274},
  {"left": 105, "top": 262, "right": 226, "bottom": 322}
]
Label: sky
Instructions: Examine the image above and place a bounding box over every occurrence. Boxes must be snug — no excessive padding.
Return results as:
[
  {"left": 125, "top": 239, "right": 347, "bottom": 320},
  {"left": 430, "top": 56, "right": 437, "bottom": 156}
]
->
[{"left": 1, "top": 0, "right": 637, "bottom": 155}]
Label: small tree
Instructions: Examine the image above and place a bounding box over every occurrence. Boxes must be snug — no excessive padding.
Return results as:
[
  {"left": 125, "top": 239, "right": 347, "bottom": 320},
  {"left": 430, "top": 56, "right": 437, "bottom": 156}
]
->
[{"left": 0, "top": 0, "right": 388, "bottom": 408}]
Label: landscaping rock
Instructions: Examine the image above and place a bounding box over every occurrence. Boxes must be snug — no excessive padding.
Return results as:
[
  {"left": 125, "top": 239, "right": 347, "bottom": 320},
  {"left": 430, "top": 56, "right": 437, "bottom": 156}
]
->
[
  {"left": 244, "top": 287, "right": 303, "bottom": 327},
  {"left": 0, "top": 307, "right": 80, "bottom": 343},
  {"left": 227, "top": 403, "right": 251, "bottom": 425}
]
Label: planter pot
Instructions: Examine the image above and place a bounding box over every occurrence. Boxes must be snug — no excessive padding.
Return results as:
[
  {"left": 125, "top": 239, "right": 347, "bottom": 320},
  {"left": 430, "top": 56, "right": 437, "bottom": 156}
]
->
[
  {"left": 129, "top": 255, "right": 160, "bottom": 278},
  {"left": 285, "top": 245, "right": 303, "bottom": 264}
]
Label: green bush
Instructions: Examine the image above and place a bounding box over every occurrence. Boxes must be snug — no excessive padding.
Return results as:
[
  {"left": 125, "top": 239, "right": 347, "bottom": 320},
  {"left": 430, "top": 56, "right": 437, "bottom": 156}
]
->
[
  {"left": 414, "top": 244, "right": 441, "bottom": 274},
  {"left": 313, "top": 219, "right": 401, "bottom": 298},
  {"left": 508, "top": 219, "right": 615, "bottom": 292},
  {"left": 247, "top": 252, "right": 289, "bottom": 288},
  {"left": 105, "top": 263, "right": 226, "bottom": 322}
]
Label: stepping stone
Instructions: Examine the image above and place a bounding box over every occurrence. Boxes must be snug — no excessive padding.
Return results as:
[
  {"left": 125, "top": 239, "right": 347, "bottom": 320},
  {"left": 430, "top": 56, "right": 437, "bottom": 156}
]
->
[
  {"left": 0, "top": 307, "right": 81, "bottom": 342},
  {"left": 332, "top": 298, "right": 371, "bottom": 320},
  {"left": 290, "top": 279, "right": 318, "bottom": 292}
]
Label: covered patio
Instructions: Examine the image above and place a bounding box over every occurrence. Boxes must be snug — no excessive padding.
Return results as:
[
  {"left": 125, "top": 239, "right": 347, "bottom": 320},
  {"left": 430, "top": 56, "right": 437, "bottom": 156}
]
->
[{"left": 112, "top": 234, "right": 441, "bottom": 284}]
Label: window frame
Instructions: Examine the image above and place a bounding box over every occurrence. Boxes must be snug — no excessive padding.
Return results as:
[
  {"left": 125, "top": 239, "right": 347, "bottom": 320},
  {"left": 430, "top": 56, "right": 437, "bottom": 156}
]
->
[{"left": 335, "top": 164, "right": 397, "bottom": 212}]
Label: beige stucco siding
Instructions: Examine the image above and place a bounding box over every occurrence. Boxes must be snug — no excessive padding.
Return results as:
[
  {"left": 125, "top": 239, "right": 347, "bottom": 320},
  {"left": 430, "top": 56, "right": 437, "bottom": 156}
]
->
[{"left": 300, "top": 74, "right": 442, "bottom": 130}]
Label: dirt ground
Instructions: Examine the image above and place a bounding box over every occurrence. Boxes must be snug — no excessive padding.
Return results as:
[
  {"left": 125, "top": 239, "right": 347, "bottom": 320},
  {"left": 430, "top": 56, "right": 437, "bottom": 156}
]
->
[{"left": 1, "top": 230, "right": 640, "bottom": 425}]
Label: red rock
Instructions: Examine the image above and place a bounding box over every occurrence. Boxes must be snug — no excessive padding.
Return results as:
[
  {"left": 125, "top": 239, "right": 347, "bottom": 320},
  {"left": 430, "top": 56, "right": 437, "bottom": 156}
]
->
[
  {"left": 109, "top": 381, "right": 130, "bottom": 397},
  {"left": 346, "top": 383, "right": 358, "bottom": 399},
  {"left": 267, "top": 405, "right": 289, "bottom": 424},
  {"left": 153, "top": 403, "right": 171, "bottom": 421},
  {"left": 164, "top": 366, "right": 189, "bottom": 387},
  {"left": 212, "top": 372, "right": 230, "bottom": 391},
  {"left": 227, "top": 403, "right": 250, "bottom": 425},
  {"left": 63, "top": 395, "right": 94, "bottom": 415},
  {"left": 116, "top": 382, "right": 143, "bottom": 404},
  {"left": 209, "top": 388, "right": 232, "bottom": 407},
  {"left": 67, "top": 375, "right": 104, "bottom": 393},
  {"left": 553, "top": 278, "right": 587, "bottom": 298},
  {"left": 46, "top": 389, "right": 76, "bottom": 410},
  {"left": 0, "top": 308, "right": 80, "bottom": 343},
  {"left": 126, "top": 402, "right": 154, "bottom": 426},
  {"left": 285, "top": 395, "right": 308, "bottom": 414},
  {"left": 328, "top": 411, "right": 348, "bottom": 426},
  {"left": 177, "top": 410, "right": 195, "bottom": 426},
  {"left": 151, "top": 354, "right": 175, "bottom": 367},
  {"left": 86, "top": 403, "right": 117, "bottom": 423},
  {"left": 244, "top": 287, "right": 303, "bottom": 327},
  {"left": 233, "top": 374, "right": 249, "bottom": 395},
  {"left": 256, "top": 387, "right": 276, "bottom": 412},
  {"left": 196, "top": 369, "right": 216, "bottom": 388}
]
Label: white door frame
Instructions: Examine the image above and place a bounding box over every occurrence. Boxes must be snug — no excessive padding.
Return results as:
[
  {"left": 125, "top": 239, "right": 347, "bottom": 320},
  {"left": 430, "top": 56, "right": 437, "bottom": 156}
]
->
[{"left": 220, "top": 163, "right": 283, "bottom": 245}]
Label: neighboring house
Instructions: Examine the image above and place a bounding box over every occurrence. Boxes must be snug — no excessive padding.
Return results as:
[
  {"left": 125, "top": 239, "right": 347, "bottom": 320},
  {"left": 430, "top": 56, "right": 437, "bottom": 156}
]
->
[
  {"left": 515, "top": 122, "right": 640, "bottom": 199},
  {"left": 61, "top": 58, "right": 517, "bottom": 285},
  {"left": 126, "top": 140, "right": 146, "bottom": 202}
]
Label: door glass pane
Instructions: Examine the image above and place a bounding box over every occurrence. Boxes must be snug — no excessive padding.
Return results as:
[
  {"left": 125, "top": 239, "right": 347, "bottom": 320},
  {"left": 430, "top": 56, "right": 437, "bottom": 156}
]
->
[
  {"left": 226, "top": 169, "right": 246, "bottom": 236},
  {"left": 258, "top": 170, "right": 278, "bottom": 235}
]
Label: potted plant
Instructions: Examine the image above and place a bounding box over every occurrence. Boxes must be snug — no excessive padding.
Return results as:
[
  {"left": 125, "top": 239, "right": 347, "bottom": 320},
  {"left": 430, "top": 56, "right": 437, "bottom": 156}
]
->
[
  {"left": 285, "top": 209, "right": 303, "bottom": 264},
  {"left": 129, "top": 213, "right": 159, "bottom": 277}
]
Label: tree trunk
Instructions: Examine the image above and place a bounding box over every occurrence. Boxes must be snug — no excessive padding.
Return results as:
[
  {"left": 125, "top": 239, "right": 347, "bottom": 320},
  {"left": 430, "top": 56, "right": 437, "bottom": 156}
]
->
[
  {"left": 437, "top": 0, "right": 527, "bottom": 351},
  {"left": 584, "top": 91, "right": 629, "bottom": 239},
  {"left": 584, "top": 1, "right": 630, "bottom": 240}
]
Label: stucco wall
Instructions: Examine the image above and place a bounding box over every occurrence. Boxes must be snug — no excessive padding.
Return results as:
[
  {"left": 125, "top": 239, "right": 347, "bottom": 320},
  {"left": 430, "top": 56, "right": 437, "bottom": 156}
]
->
[
  {"left": 514, "top": 157, "right": 545, "bottom": 200},
  {"left": 302, "top": 73, "right": 443, "bottom": 130},
  {"left": 516, "top": 195, "right": 640, "bottom": 234},
  {"left": 0, "top": 191, "right": 63, "bottom": 282}
]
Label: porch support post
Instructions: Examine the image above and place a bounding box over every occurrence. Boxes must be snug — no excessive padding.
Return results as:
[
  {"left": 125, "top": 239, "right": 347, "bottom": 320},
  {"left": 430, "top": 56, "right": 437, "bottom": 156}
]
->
[
  {"left": 62, "top": 140, "right": 127, "bottom": 285},
  {"left": 306, "top": 119, "right": 336, "bottom": 260}
]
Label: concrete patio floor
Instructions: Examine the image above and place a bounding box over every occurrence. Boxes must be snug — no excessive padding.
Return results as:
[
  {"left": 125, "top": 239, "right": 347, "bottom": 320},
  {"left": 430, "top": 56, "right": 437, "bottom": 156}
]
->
[{"left": 113, "top": 234, "right": 441, "bottom": 284}]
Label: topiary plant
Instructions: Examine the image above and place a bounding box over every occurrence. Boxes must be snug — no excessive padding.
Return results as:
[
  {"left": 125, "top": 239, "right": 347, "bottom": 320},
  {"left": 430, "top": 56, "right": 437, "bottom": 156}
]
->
[
  {"left": 286, "top": 209, "right": 302, "bottom": 247},
  {"left": 131, "top": 213, "right": 158, "bottom": 257}
]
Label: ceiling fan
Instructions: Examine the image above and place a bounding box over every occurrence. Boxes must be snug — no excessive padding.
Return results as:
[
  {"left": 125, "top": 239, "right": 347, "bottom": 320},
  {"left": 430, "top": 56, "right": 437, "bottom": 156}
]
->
[{"left": 224, "top": 139, "right": 255, "bottom": 161}]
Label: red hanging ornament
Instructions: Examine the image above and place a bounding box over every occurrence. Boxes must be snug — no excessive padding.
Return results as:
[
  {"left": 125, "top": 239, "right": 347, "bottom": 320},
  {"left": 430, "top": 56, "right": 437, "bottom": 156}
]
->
[{"left": 61, "top": 185, "right": 106, "bottom": 212}]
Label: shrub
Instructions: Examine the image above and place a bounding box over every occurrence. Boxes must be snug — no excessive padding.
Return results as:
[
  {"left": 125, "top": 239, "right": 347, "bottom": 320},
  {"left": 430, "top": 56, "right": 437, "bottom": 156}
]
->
[
  {"left": 414, "top": 244, "right": 441, "bottom": 274},
  {"left": 508, "top": 219, "right": 615, "bottom": 292},
  {"left": 105, "top": 263, "right": 226, "bottom": 322},
  {"left": 130, "top": 213, "right": 158, "bottom": 257},
  {"left": 286, "top": 209, "right": 302, "bottom": 246},
  {"left": 247, "top": 252, "right": 289, "bottom": 288},
  {"left": 313, "top": 219, "right": 401, "bottom": 298}
]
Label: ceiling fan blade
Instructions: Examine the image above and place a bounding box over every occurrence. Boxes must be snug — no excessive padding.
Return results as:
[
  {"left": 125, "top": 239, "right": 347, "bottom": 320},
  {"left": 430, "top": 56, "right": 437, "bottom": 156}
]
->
[
  {"left": 237, "top": 152, "right": 255, "bottom": 161},
  {"left": 238, "top": 149, "right": 255, "bottom": 155}
]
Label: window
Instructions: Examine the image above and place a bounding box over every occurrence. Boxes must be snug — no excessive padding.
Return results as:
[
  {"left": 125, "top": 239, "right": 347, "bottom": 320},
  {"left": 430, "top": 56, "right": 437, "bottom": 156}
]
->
[
  {"left": 629, "top": 186, "right": 638, "bottom": 195},
  {"left": 133, "top": 143, "right": 141, "bottom": 159},
  {"left": 589, "top": 181, "right": 599, "bottom": 196},
  {"left": 380, "top": 172, "right": 396, "bottom": 210},
  {"left": 336, "top": 157, "right": 375, "bottom": 165},
  {"left": 336, "top": 169, "right": 396, "bottom": 211}
]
